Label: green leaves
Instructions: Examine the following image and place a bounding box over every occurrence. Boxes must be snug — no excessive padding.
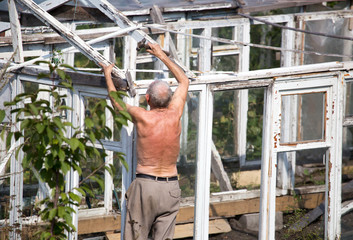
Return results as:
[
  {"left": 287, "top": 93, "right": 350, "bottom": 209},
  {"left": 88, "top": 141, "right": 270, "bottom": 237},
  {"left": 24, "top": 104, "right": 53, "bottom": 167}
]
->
[{"left": 0, "top": 109, "right": 5, "bottom": 123}]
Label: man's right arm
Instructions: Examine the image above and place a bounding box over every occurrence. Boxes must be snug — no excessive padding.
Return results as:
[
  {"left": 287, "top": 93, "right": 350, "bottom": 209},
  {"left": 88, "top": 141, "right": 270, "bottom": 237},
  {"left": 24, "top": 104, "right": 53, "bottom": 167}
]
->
[{"left": 146, "top": 43, "right": 189, "bottom": 118}]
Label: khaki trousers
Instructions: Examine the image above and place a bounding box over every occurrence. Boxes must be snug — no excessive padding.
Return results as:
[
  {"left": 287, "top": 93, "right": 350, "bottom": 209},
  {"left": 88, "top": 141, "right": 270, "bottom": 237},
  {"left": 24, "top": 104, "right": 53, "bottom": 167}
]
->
[{"left": 124, "top": 177, "right": 181, "bottom": 240}]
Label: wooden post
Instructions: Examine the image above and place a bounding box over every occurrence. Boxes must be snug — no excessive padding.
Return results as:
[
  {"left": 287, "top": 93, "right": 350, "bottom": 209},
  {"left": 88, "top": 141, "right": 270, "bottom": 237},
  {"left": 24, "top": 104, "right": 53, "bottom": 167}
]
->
[{"left": 8, "top": 0, "right": 24, "bottom": 63}]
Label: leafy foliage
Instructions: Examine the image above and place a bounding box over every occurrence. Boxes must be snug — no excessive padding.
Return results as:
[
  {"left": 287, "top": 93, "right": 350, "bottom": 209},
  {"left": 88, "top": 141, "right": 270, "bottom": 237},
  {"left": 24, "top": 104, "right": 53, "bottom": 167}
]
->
[{"left": 1, "top": 58, "right": 130, "bottom": 239}]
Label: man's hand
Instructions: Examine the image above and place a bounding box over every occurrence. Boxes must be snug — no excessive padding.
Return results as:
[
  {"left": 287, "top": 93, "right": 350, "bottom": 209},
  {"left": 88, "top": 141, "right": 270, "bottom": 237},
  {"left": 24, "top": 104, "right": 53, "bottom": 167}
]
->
[
  {"left": 99, "top": 62, "right": 114, "bottom": 77},
  {"left": 145, "top": 42, "right": 167, "bottom": 59}
]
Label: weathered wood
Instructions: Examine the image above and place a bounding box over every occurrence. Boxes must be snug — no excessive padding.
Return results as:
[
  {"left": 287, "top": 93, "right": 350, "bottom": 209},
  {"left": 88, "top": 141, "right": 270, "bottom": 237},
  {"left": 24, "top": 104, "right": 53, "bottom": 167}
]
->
[
  {"left": 86, "top": 0, "right": 196, "bottom": 80},
  {"left": 174, "top": 219, "right": 231, "bottom": 239},
  {"left": 341, "top": 200, "right": 353, "bottom": 216},
  {"left": 8, "top": 0, "right": 24, "bottom": 63},
  {"left": 78, "top": 214, "right": 122, "bottom": 235},
  {"left": 211, "top": 141, "right": 233, "bottom": 192},
  {"left": 105, "top": 219, "right": 231, "bottom": 240}
]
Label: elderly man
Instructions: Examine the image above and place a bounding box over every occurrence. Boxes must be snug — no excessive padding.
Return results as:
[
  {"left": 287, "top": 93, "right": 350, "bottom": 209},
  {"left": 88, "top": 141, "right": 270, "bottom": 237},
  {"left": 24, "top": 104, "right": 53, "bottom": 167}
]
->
[{"left": 100, "top": 42, "right": 189, "bottom": 240}]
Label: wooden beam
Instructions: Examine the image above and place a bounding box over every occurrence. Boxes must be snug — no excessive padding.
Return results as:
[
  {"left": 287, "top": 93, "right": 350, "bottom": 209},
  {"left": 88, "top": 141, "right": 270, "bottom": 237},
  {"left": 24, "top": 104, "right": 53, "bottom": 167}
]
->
[
  {"left": 211, "top": 141, "right": 233, "bottom": 192},
  {"left": 78, "top": 214, "right": 121, "bottom": 235},
  {"left": 16, "top": 0, "right": 123, "bottom": 77},
  {"left": 8, "top": 0, "right": 24, "bottom": 62},
  {"left": 86, "top": 0, "right": 196, "bottom": 80}
]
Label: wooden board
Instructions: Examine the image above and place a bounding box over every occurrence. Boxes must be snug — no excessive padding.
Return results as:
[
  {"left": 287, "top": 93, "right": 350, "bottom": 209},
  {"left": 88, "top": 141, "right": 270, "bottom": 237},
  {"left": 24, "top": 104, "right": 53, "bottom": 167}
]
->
[{"left": 78, "top": 215, "right": 121, "bottom": 235}]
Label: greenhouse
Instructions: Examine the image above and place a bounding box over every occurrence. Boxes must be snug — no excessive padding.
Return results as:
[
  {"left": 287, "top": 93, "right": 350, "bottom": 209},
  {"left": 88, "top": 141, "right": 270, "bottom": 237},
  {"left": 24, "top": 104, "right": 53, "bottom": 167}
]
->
[{"left": 0, "top": 0, "right": 353, "bottom": 239}]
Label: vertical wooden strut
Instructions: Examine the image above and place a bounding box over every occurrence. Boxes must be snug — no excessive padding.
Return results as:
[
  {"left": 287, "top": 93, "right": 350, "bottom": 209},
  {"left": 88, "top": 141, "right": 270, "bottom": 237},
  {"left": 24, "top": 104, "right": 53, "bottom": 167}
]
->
[
  {"left": 15, "top": 0, "right": 136, "bottom": 96},
  {"left": 8, "top": 0, "right": 24, "bottom": 63}
]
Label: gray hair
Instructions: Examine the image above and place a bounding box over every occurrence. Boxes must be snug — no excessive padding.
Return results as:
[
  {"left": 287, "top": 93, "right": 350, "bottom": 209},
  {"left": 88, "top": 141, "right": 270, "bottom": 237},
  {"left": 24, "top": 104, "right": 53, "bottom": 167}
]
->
[{"left": 146, "top": 80, "right": 173, "bottom": 108}]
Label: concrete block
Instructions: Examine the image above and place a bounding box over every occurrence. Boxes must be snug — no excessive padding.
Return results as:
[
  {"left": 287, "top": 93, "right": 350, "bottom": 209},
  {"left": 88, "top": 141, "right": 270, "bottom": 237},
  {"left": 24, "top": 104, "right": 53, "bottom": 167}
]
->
[{"left": 239, "top": 212, "right": 283, "bottom": 232}]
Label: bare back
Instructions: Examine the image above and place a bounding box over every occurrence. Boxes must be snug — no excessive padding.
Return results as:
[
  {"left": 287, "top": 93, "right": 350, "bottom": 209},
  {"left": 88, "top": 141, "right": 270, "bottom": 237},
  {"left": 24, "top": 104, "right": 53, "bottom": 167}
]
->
[
  {"left": 133, "top": 107, "right": 181, "bottom": 177},
  {"left": 102, "top": 43, "right": 189, "bottom": 178}
]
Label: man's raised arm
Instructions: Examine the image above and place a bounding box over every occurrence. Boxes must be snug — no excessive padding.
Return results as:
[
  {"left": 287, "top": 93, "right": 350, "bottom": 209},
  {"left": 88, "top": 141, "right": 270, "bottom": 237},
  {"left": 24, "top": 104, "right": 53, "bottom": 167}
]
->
[
  {"left": 146, "top": 43, "right": 189, "bottom": 117},
  {"left": 100, "top": 63, "right": 127, "bottom": 111}
]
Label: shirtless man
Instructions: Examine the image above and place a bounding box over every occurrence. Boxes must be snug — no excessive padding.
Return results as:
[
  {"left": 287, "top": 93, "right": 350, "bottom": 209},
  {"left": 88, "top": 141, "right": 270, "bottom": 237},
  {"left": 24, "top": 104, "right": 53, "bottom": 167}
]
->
[{"left": 100, "top": 42, "right": 189, "bottom": 240}]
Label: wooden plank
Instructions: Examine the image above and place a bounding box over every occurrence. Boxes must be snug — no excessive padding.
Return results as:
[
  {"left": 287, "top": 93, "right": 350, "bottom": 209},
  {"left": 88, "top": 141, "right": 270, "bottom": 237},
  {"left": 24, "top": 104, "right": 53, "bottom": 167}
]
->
[
  {"left": 104, "top": 219, "right": 231, "bottom": 240},
  {"left": 174, "top": 219, "right": 231, "bottom": 239},
  {"left": 106, "top": 231, "right": 120, "bottom": 240},
  {"left": 78, "top": 215, "right": 121, "bottom": 235},
  {"left": 211, "top": 141, "right": 233, "bottom": 191}
]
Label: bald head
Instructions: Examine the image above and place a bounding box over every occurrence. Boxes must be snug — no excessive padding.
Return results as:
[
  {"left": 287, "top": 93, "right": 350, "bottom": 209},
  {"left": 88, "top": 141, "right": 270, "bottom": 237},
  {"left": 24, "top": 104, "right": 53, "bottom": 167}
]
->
[{"left": 146, "top": 80, "right": 173, "bottom": 108}]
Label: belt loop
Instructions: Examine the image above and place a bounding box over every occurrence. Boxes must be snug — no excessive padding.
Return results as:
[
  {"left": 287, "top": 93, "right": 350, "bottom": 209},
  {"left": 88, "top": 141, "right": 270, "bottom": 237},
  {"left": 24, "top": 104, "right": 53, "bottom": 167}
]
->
[
  {"left": 167, "top": 177, "right": 169, "bottom": 183},
  {"left": 155, "top": 176, "right": 158, "bottom": 181}
]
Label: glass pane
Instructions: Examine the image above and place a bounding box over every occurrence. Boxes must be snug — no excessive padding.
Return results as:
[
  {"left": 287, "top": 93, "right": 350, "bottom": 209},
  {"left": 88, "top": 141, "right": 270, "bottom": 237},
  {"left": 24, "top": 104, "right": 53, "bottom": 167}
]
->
[
  {"left": 136, "top": 62, "right": 154, "bottom": 80},
  {"left": 247, "top": 88, "right": 264, "bottom": 161},
  {"left": 112, "top": 152, "right": 123, "bottom": 213},
  {"left": 213, "top": 90, "right": 239, "bottom": 161},
  {"left": 80, "top": 151, "right": 105, "bottom": 209},
  {"left": 178, "top": 92, "right": 200, "bottom": 198},
  {"left": 0, "top": 82, "right": 11, "bottom": 123},
  {"left": 192, "top": 29, "right": 203, "bottom": 48},
  {"left": 250, "top": 24, "right": 282, "bottom": 70},
  {"left": 22, "top": 167, "right": 39, "bottom": 217},
  {"left": 0, "top": 159, "right": 11, "bottom": 221},
  {"left": 189, "top": 29, "right": 203, "bottom": 71},
  {"left": 112, "top": 116, "right": 121, "bottom": 142},
  {"left": 84, "top": 96, "right": 120, "bottom": 141},
  {"left": 114, "top": 37, "right": 124, "bottom": 69},
  {"left": 342, "top": 126, "right": 353, "bottom": 238},
  {"left": 304, "top": 19, "right": 353, "bottom": 65},
  {"left": 281, "top": 92, "right": 325, "bottom": 143},
  {"left": 276, "top": 149, "right": 326, "bottom": 239},
  {"left": 346, "top": 82, "right": 353, "bottom": 117},
  {"left": 74, "top": 52, "right": 101, "bottom": 71},
  {"left": 23, "top": 81, "right": 39, "bottom": 94},
  {"left": 211, "top": 88, "right": 264, "bottom": 193},
  {"left": 212, "top": 55, "right": 238, "bottom": 72},
  {"left": 212, "top": 27, "right": 233, "bottom": 46}
]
